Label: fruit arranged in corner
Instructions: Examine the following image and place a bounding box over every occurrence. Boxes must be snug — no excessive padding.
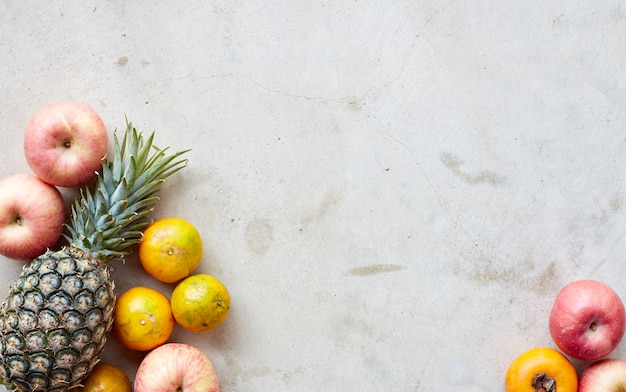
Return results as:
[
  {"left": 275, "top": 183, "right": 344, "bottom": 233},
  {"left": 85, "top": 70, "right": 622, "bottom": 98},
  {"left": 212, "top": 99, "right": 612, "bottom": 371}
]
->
[
  {"left": 578, "top": 358, "right": 626, "bottom": 392},
  {"left": 134, "top": 343, "right": 219, "bottom": 392},
  {"left": 78, "top": 363, "right": 132, "bottom": 392},
  {"left": 139, "top": 217, "right": 203, "bottom": 283},
  {"left": 24, "top": 101, "right": 109, "bottom": 187},
  {"left": 0, "top": 173, "right": 66, "bottom": 260},
  {"left": 171, "top": 274, "right": 231, "bottom": 333},
  {"left": 0, "top": 102, "right": 225, "bottom": 390},
  {"left": 505, "top": 279, "right": 626, "bottom": 391},
  {"left": 549, "top": 279, "right": 626, "bottom": 361},
  {"left": 0, "top": 121, "right": 188, "bottom": 390},
  {"left": 504, "top": 347, "right": 577, "bottom": 392},
  {"left": 113, "top": 286, "right": 175, "bottom": 351}
]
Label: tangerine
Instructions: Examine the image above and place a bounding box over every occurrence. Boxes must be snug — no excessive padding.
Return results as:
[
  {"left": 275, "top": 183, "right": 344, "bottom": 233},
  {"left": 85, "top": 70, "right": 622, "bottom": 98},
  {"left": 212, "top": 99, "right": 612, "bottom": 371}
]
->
[
  {"left": 78, "top": 363, "right": 132, "bottom": 392},
  {"left": 171, "top": 274, "right": 231, "bottom": 333},
  {"left": 113, "top": 286, "right": 174, "bottom": 351},
  {"left": 139, "top": 217, "right": 203, "bottom": 283}
]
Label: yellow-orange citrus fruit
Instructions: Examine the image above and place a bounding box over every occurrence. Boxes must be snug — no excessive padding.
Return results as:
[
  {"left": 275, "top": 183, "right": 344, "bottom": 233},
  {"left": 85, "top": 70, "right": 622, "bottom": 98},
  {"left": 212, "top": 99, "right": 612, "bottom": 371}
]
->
[
  {"left": 113, "top": 286, "right": 174, "bottom": 351},
  {"left": 171, "top": 274, "right": 231, "bottom": 333},
  {"left": 139, "top": 217, "right": 203, "bottom": 283},
  {"left": 78, "top": 363, "right": 132, "bottom": 392}
]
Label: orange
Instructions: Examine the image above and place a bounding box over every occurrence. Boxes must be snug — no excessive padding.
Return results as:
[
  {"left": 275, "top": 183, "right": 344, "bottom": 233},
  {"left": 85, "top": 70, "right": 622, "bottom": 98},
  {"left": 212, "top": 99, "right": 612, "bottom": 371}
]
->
[
  {"left": 78, "top": 363, "right": 132, "bottom": 392},
  {"left": 171, "top": 274, "right": 231, "bottom": 333},
  {"left": 139, "top": 217, "right": 203, "bottom": 283},
  {"left": 113, "top": 286, "right": 174, "bottom": 351},
  {"left": 505, "top": 347, "right": 577, "bottom": 392}
]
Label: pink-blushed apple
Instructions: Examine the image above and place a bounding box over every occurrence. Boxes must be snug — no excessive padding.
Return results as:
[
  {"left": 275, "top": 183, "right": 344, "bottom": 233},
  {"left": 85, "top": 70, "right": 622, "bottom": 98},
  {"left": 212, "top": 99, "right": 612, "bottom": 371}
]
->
[
  {"left": 0, "top": 174, "right": 66, "bottom": 260},
  {"left": 134, "top": 343, "right": 219, "bottom": 392},
  {"left": 549, "top": 279, "right": 626, "bottom": 361},
  {"left": 579, "top": 358, "right": 626, "bottom": 391},
  {"left": 24, "top": 101, "right": 108, "bottom": 187}
]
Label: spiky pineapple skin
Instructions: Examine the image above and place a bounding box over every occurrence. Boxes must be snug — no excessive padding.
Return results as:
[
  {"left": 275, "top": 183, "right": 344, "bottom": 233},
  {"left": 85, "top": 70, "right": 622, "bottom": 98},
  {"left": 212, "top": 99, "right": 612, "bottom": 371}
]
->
[{"left": 0, "top": 248, "right": 114, "bottom": 392}]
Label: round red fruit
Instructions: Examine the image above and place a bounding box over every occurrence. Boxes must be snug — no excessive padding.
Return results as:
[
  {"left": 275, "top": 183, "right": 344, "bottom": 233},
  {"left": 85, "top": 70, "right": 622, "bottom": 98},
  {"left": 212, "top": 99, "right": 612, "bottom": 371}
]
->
[
  {"left": 24, "top": 101, "right": 108, "bottom": 187},
  {"left": 549, "top": 279, "right": 626, "bottom": 361},
  {"left": 0, "top": 174, "right": 65, "bottom": 260}
]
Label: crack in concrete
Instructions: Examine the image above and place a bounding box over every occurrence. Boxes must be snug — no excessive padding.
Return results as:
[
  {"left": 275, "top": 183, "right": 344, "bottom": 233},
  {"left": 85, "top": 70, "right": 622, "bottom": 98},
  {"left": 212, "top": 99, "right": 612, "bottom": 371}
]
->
[
  {"left": 364, "top": 2, "right": 452, "bottom": 104},
  {"left": 160, "top": 3, "right": 456, "bottom": 110},
  {"left": 244, "top": 76, "right": 366, "bottom": 107},
  {"left": 235, "top": 2, "right": 455, "bottom": 107}
]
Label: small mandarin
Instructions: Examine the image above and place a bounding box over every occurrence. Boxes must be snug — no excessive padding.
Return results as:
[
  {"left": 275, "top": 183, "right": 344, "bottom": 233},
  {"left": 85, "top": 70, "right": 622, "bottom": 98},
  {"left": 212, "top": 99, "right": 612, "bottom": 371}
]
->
[
  {"left": 139, "top": 217, "right": 203, "bottom": 283},
  {"left": 78, "top": 363, "right": 132, "bottom": 392},
  {"left": 113, "top": 286, "right": 174, "bottom": 351},
  {"left": 171, "top": 274, "right": 231, "bottom": 333}
]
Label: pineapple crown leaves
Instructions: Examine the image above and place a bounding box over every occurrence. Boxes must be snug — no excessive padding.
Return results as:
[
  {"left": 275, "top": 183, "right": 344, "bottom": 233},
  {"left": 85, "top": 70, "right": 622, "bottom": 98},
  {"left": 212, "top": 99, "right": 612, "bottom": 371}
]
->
[{"left": 64, "top": 120, "right": 189, "bottom": 263}]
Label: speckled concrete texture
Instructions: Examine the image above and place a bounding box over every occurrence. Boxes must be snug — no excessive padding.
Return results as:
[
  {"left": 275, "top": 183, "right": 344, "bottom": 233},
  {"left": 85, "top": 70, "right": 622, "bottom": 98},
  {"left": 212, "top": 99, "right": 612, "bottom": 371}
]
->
[{"left": 1, "top": 1, "right": 626, "bottom": 390}]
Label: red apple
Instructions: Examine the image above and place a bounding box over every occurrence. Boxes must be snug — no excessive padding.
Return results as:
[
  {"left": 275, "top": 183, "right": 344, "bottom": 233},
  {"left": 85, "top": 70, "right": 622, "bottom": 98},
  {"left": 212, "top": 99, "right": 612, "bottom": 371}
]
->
[
  {"left": 549, "top": 280, "right": 626, "bottom": 361},
  {"left": 134, "top": 343, "right": 219, "bottom": 392},
  {"left": 24, "top": 101, "right": 108, "bottom": 187},
  {"left": 579, "top": 358, "right": 626, "bottom": 391},
  {"left": 0, "top": 174, "right": 66, "bottom": 260}
]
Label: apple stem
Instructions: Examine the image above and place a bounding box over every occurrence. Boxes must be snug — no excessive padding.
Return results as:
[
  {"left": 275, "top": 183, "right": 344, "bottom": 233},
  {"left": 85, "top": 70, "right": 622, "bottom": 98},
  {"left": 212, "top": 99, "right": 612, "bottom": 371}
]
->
[{"left": 532, "top": 373, "right": 555, "bottom": 392}]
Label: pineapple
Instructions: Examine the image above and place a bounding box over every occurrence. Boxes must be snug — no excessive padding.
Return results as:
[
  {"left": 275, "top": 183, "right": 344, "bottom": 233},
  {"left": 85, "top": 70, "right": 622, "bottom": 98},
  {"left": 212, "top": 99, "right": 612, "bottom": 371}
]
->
[{"left": 0, "top": 122, "right": 188, "bottom": 391}]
